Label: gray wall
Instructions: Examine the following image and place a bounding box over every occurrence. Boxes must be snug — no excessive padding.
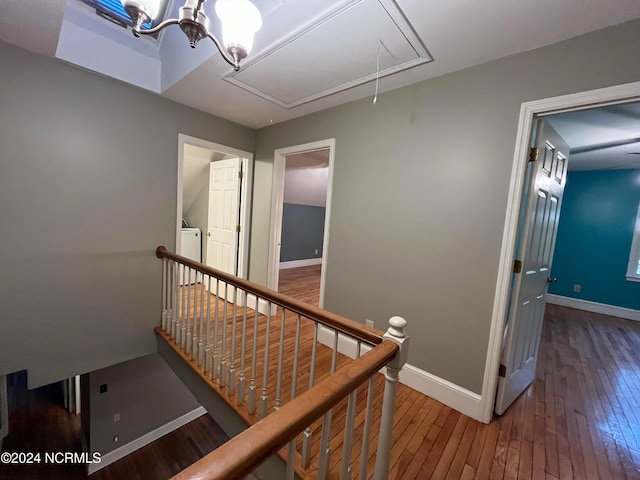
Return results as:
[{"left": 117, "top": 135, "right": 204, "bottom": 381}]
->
[
  {"left": 280, "top": 203, "right": 325, "bottom": 262},
  {"left": 89, "top": 354, "right": 201, "bottom": 456},
  {"left": 251, "top": 20, "right": 640, "bottom": 394},
  {"left": 0, "top": 40, "right": 255, "bottom": 388}
]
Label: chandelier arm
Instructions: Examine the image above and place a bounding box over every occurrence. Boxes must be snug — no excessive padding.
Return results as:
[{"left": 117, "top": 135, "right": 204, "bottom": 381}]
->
[
  {"left": 206, "top": 32, "right": 241, "bottom": 71},
  {"left": 132, "top": 18, "right": 180, "bottom": 37}
]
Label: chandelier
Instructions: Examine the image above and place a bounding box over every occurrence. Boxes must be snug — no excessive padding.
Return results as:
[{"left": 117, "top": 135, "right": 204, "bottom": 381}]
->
[{"left": 121, "top": 0, "right": 262, "bottom": 71}]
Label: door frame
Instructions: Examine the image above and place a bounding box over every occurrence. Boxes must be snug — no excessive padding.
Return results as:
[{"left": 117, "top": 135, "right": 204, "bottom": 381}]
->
[
  {"left": 176, "top": 134, "right": 254, "bottom": 279},
  {"left": 268, "top": 139, "right": 336, "bottom": 308},
  {"left": 479, "top": 80, "right": 640, "bottom": 423}
]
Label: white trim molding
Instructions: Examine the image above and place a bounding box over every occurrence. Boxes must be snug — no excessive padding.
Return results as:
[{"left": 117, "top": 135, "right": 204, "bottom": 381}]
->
[
  {"left": 481, "top": 80, "right": 640, "bottom": 424},
  {"left": 279, "top": 258, "right": 323, "bottom": 270},
  {"left": 317, "top": 326, "right": 483, "bottom": 421},
  {"left": 88, "top": 407, "right": 207, "bottom": 474},
  {"left": 547, "top": 294, "right": 640, "bottom": 322}
]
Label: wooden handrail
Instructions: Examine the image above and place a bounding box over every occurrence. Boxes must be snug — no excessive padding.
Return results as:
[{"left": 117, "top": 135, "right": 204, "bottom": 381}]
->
[
  {"left": 171, "top": 340, "right": 399, "bottom": 480},
  {"left": 156, "top": 245, "right": 384, "bottom": 346}
]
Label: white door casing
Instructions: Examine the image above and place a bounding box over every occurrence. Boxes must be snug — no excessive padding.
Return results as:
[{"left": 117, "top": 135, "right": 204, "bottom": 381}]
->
[{"left": 494, "top": 121, "right": 569, "bottom": 415}]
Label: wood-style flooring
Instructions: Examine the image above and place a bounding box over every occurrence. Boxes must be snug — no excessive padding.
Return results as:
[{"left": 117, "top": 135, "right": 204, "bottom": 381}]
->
[
  {"left": 3, "top": 265, "right": 640, "bottom": 479},
  {"left": 0, "top": 371, "right": 247, "bottom": 480},
  {"left": 281, "top": 268, "right": 640, "bottom": 479}
]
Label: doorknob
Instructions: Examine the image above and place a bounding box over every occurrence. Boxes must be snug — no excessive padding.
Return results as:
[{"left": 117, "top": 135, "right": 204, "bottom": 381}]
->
[
  {"left": 547, "top": 277, "right": 557, "bottom": 284},
  {"left": 207, "top": 232, "right": 211, "bottom": 238}
]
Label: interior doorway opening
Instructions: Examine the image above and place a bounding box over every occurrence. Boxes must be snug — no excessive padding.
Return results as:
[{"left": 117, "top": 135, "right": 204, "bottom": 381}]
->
[
  {"left": 268, "top": 139, "right": 335, "bottom": 308},
  {"left": 176, "top": 135, "right": 253, "bottom": 281},
  {"left": 482, "top": 82, "right": 640, "bottom": 423}
]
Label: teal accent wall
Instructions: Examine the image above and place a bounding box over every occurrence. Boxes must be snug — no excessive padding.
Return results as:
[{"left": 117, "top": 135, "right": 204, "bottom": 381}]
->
[
  {"left": 280, "top": 203, "right": 325, "bottom": 262},
  {"left": 549, "top": 169, "right": 640, "bottom": 310}
]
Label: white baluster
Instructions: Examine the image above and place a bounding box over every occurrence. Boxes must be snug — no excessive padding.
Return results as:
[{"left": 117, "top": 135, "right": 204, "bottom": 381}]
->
[
  {"left": 161, "top": 258, "right": 167, "bottom": 330},
  {"left": 331, "top": 330, "right": 339, "bottom": 372},
  {"left": 177, "top": 264, "right": 185, "bottom": 345},
  {"left": 260, "top": 302, "right": 272, "bottom": 419},
  {"left": 317, "top": 411, "right": 332, "bottom": 480},
  {"left": 285, "top": 314, "right": 302, "bottom": 480},
  {"left": 212, "top": 279, "right": 220, "bottom": 380},
  {"left": 228, "top": 287, "right": 238, "bottom": 395},
  {"left": 275, "top": 308, "right": 286, "bottom": 411},
  {"left": 373, "top": 316, "right": 409, "bottom": 480},
  {"left": 317, "top": 330, "right": 339, "bottom": 477},
  {"left": 340, "top": 340, "right": 363, "bottom": 480},
  {"left": 237, "top": 290, "right": 248, "bottom": 405},
  {"left": 301, "top": 324, "right": 318, "bottom": 468},
  {"left": 191, "top": 272, "right": 199, "bottom": 360},
  {"left": 220, "top": 282, "right": 228, "bottom": 387},
  {"left": 358, "top": 377, "right": 375, "bottom": 480},
  {"left": 286, "top": 441, "right": 296, "bottom": 480},
  {"left": 198, "top": 276, "right": 205, "bottom": 366},
  {"left": 291, "top": 315, "right": 301, "bottom": 400},
  {"left": 168, "top": 260, "right": 175, "bottom": 334},
  {"left": 170, "top": 261, "right": 177, "bottom": 339},
  {"left": 185, "top": 268, "right": 192, "bottom": 353},
  {"left": 205, "top": 275, "right": 212, "bottom": 373},
  {"left": 248, "top": 297, "right": 260, "bottom": 415}
]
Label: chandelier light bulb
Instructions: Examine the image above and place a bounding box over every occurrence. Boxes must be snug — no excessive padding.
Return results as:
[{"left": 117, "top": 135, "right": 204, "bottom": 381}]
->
[
  {"left": 120, "top": 0, "right": 262, "bottom": 71},
  {"left": 215, "top": 0, "right": 263, "bottom": 56}
]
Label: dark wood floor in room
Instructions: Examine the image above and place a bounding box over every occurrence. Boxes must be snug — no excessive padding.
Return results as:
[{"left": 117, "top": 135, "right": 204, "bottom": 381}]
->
[
  {"left": 3, "top": 265, "right": 640, "bottom": 479},
  {"left": 0, "top": 371, "right": 247, "bottom": 480}
]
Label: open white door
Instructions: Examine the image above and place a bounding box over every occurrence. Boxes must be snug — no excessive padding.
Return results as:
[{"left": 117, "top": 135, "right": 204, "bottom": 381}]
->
[
  {"left": 206, "top": 158, "right": 241, "bottom": 300},
  {"left": 495, "top": 120, "right": 569, "bottom": 415}
]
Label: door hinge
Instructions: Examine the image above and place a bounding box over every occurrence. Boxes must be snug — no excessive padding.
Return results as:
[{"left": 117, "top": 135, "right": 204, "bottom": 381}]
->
[
  {"left": 513, "top": 259, "right": 523, "bottom": 274},
  {"left": 238, "top": 171, "right": 244, "bottom": 180},
  {"left": 498, "top": 364, "right": 507, "bottom": 378},
  {"left": 528, "top": 147, "right": 539, "bottom": 163},
  {"left": 236, "top": 225, "right": 241, "bottom": 233}
]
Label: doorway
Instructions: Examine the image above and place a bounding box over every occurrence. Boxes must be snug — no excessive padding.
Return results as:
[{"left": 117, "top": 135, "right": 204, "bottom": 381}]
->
[
  {"left": 480, "top": 81, "right": 640, "bottom": 423},
  {"left": 268, "top": 139, "right": 335, "bottom": 308},
  {"left": 176, "top": 135, "right": 253, "bottom": 280}
]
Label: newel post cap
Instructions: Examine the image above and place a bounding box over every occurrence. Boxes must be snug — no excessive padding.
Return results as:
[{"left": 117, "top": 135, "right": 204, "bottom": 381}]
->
[{"left": 383, "top": 316, "right": 409, "bottom": 369}]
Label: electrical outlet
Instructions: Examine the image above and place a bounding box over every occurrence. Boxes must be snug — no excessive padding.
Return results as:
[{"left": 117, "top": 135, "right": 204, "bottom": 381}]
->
[
  {"left": 113, "top": 413, "right": 120, "bottom": 423},
  {"left": 314, "top": 249, "right": 319, "bottom": 255},
  {"left": 365, "top": 319, "right": 374, "bottom": 328},
  {"left": 573, "top": 284, "right": 581, "bottom": 293}
]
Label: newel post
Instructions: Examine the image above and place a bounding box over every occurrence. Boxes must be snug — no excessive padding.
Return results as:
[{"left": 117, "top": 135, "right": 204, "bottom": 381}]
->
[{"left": 373, "top": 316, "right": 409, "bottom": 480}]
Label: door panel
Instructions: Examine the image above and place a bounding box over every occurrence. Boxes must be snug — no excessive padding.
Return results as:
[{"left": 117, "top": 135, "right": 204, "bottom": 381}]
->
[
  {"left": 495, "top": 121, "right": 569, "bottom": 415},
  {"left": 206, "top": 158, "right": 241, "bottom": 300}
]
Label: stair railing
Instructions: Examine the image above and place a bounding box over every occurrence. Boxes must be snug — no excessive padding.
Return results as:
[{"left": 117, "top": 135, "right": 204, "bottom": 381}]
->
[{"left": 155, "top": 246, "right": 409, "bottom": 480}]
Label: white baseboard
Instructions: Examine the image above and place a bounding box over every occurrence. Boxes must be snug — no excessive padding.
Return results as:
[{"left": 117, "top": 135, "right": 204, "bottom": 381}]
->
[
  {"left": 546, "top": 294, "right": 640, "bottom": 322},
  {"left": 316, "top": 326, "right": 483, "bottom": 421},
  {"left": 88, "top": 406, "right": 207, "bottom": 474},
  {"left": 245, "top": 294, "right": 277, "bottom": 316},
  {"left": 279, "top": 258, "right": 322, "bottom": 270}
]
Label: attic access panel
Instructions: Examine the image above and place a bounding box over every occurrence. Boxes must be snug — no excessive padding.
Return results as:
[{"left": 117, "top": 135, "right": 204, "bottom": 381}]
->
[{"left": 223, "top": 0, "right": 432, "bottom": 108}]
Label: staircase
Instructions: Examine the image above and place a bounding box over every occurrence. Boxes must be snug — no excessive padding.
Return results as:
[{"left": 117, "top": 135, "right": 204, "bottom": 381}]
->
[{"left": 154, "top": 246, "right": 409, "bottom": 479}]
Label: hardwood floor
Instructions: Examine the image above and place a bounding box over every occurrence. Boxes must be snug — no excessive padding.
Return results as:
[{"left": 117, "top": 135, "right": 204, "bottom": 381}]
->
[
  {"left": 0, "top": 372, "right": 252, "bottom": 480},
  {"left": 276, "top": 268, "right": 640, "bottom": 479},
  {"left": 4, "top": 265, "right": 640, "bottom": 479}
]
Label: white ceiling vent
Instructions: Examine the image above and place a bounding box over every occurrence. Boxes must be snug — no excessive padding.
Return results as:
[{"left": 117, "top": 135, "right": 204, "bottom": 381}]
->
[{"left": 223, "top": 0, "right": 432, "bottom": 108}]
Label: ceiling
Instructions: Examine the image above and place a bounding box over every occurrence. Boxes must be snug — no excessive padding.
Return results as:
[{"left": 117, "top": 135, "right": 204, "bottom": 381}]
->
[
  {"left": 549, "top": 102, "right": 640, "bottom": 171},
  {"left": 2, "top": 0, "right": 640, "bottom": 131}
]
